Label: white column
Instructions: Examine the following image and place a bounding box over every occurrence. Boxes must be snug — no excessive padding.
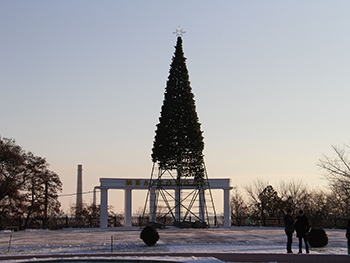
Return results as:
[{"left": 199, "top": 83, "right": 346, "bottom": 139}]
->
[
  {"left": 149, "top": 188, "right": 156, "bottom": 222},
  {"left": 100, "top": 188, "right": 108, "bottom": 228},
  {"left": 223, "top": 188, "right": 231, "bottom": 227},
  {"left": 125, "top": 189, "right": 132, "bottom": 227},
  {"left": 199, "top": 189, "right": 205, "bottom": 221}
]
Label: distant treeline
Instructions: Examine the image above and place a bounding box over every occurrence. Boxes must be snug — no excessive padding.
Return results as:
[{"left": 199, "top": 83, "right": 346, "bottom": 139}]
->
[
  {"left": 1, "top": 137, "right": 350, "bottom": 231},
  {"left": 229, "top": 178, "right": 350, "bottom": 230}
]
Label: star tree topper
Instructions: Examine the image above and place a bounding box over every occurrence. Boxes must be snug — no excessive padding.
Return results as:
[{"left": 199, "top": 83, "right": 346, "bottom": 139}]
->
[{"left": 173, "top": 26, "right": 186, "bottom": 37}]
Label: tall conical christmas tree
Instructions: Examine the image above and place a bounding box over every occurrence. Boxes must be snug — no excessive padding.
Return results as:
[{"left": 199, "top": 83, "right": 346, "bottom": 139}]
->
[
  {"left": 151, "top": 36, "right": 205, "bottom": 179},
  {"left": 143, "top": 31, "right": 217, "bottom": 228}
]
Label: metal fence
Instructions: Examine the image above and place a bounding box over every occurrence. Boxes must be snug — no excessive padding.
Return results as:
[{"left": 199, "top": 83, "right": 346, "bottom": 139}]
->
[
  {"left": 1, "top": 215, "right": 348, "bottom": 230},
  {"left": 230, "top": 216, "right": 349, "bottom": 229}
]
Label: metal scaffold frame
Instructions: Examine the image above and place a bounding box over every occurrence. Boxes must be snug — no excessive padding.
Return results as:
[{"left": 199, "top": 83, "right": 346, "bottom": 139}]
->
[{"left": 141, "top": 162, "right": 218, "bottom": 228}]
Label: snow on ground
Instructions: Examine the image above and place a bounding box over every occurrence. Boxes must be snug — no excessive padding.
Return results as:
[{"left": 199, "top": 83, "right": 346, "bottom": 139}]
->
[{"left": 0, "top": 226, "right": 348, "bottom": 262}]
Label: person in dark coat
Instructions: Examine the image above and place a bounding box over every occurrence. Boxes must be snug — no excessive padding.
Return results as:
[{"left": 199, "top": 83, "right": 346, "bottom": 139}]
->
[
  {"left": 294, "top": 210, "right": 309, "bottom": 254},
  {"left": 283, "top": 209, "right": 294, "bottom": 253},
  {"left": 346, "top": 217, "right": 350, "bottom": 254}
]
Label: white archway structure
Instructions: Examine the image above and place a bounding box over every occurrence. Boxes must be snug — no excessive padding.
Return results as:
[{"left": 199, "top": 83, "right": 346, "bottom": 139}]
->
[{"left": 97, "top": 178, "right": 232, "bottom": 228}]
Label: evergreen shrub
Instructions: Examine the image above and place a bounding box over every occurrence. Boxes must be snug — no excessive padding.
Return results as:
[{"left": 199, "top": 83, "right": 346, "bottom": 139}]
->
[
  {"left": 308, "top": 228, "right": 328, "bottom": 247},
  {"left": 140, "top": 225, "right": 159, "bottom": 246}
]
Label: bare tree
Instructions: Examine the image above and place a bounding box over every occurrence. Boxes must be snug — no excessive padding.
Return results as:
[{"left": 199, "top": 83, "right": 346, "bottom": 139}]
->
[
  {"left": 244, "top": 179, "right": 271, "bottom": 225},
  {"left": 318, "top": 145, "right": 350, "bottom": 190},
  {"left": 244, "top": 179, "right": 269, "bottom": 209},
  {"left": 230, "top": 186, "right": 248, "bottom": 226},
  {"left": 277, "top": 179, "right": 310, "bottom": 211},
  {"left": 318, "top": 145, "right": 350, "bottom": 218},
  {"left": 305, "top": 189, "right": 329, "bottom": 227}
]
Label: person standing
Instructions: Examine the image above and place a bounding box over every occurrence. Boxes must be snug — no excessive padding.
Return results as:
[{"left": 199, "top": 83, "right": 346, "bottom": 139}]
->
[
  {"left": 283, "top": 209, "right": 294, "bottom": 253},
  {"left": 294, "top": 210, "right": 310, "bottom": 254},
  {"left": 346, "top": 217, "right": 350, "bottom": 254}
]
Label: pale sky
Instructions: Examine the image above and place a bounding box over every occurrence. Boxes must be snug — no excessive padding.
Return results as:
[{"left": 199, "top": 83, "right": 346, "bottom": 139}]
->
[{"left": 1, "top": 1, "right": 350, "bottom": 215}]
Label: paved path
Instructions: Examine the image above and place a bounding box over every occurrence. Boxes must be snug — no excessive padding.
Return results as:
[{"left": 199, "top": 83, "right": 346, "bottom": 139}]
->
[{"left": 0, "top": 252, "right": 349, "bottom": 262}]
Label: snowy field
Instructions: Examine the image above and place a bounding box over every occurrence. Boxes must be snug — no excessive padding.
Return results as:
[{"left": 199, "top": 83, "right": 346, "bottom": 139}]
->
[{"left": 0, "top": 226, "right": 349, "bottom": 262}]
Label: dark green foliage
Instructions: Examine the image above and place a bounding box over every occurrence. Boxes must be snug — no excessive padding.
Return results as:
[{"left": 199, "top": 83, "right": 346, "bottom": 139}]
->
[
  {"left": 258, "top": 185, "right": 283, "bottom": 217},
  {"left": 151, "top": 37, "right": 204, "bottom": 178},
  {"left": 140, "top": 225, "right": 159, "bottom": 246},
  {"left": 257, "top": 185, "right": 283, "bottom": 226},
  {"left": 308, "top": 228, "right": 328, "bottom": 247},
  {"left": 0, "top": 137, "right": 26, "bottom": 203},
  {"left": 0, "top": 136, "right": 62, "bottom": 229}
]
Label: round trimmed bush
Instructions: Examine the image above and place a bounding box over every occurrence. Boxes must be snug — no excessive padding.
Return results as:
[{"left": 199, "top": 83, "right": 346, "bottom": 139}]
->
[
  {"left": 140, "top": 225, "right": 159, "bottom": 246},
  {"left": 308, "top": 228, "right": 328, "bottom": 248}
]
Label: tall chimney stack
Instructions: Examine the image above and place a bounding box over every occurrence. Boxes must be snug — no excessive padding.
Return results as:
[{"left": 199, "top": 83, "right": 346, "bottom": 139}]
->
[{"left": 76, "top": 164, "right": 83, "bottom": 217}]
